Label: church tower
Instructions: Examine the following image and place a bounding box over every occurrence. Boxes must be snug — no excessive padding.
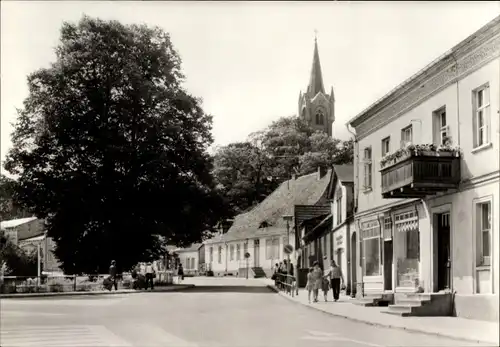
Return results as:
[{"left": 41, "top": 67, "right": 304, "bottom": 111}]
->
[{"left": 298, "top": 37, "right": 335, "bottom": 137}]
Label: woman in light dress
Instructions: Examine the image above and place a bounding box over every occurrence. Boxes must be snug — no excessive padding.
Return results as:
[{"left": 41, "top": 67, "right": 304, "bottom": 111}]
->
[{"left": 311, "top": 261, "right": 323, "bottom": 303}]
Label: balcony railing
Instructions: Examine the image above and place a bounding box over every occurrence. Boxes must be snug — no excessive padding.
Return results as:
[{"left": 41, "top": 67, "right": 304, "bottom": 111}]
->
[{"left": 381, "top": 151, "right": 460, "bottom": 199}]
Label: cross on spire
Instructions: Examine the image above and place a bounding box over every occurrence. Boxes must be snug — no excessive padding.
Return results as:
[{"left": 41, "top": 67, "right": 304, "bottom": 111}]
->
[{"left": 314, "top": 29, "right": 318, "bottom": 42}]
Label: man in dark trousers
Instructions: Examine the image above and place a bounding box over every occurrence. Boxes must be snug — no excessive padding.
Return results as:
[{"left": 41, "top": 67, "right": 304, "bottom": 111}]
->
[{"left": 109, "top": 260, "right": 118, "bottom": 291}]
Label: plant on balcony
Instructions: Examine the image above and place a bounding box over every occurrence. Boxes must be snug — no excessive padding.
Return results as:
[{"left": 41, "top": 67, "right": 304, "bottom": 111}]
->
[{"left": 380, "top": 143, "right": 461, "bottom": 169}]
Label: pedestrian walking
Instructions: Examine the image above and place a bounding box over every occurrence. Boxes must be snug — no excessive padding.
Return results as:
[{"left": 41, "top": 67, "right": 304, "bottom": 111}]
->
[
  {"left": 311, "top": 261, "right": 323, "bottom": 303},
  {"left": 108, "top": 260, "right": 118, "bottom": 291},
  {"left": 325, "top": 260, "right": 344, "bottom": 302},
  {"left": 145, "top": 262, "right": 155, "bottom": 290},
  {"left": 177, "top": 263, "right": 184, "bottom": 283},
  {"left": 306, "top": 267, "right": 314, "bottom": 304}
]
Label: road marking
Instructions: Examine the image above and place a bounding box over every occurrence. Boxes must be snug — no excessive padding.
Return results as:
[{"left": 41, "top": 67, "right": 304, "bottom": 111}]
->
[
  {"left": 0, "top": 325, "right": 131, "bottom": 347},
  {"left": 124, "top": 323, "right": 198, "bottom": 347},
  {"left": 302, "top": 330, "right": 383, "bottom": 347}
]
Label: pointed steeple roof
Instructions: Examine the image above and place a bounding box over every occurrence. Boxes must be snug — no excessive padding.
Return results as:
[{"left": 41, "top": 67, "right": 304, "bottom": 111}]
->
[{"left": 307, "top": 37, "right": 325, "bottom": 96}]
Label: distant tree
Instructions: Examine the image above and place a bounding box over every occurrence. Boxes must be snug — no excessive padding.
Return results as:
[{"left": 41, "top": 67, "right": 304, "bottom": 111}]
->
[
  {"left": 0, "top": 174, "right": 30, "bottom": 221},
  {"left": 212, "top": 141, "right": 277, "bottom": 214},
  {"left": 212, "top": 115, "right": 354, "bottom": 213},
  {"left": 4, "top": 16, "right": 231, "bottom": 274}
]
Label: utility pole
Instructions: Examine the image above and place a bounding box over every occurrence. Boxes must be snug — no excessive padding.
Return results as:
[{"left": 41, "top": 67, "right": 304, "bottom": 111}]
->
[{"left": 225, "top": 242, "right": 228, "bottom": 275}]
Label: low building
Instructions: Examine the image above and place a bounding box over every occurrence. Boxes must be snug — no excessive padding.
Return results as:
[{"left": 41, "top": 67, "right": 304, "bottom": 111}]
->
[
  {"left": 204, "top": 167, "right": 332, "bottom": 277},
  {"left": 347, "top": 16, "right": 499, "bottom": 320},
  {"left": 175, "top": 243, "right": 203, "bottom": 276},
  {"left": 1, "top": 217, "right": 61, "bottom": 273}
]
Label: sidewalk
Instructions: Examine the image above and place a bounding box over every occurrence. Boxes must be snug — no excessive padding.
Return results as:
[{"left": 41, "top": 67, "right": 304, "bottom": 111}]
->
[
  {"left": 264, "top": 280, "right": 499, "bottom": 345},
  {"left": 0, "top": 284, "right": 195, "bottom": 299}
]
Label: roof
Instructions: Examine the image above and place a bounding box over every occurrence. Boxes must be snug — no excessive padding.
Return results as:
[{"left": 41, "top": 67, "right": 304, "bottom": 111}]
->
[
  {"left": 226, "top": 169, "right": 332, "bottom": 234},
  {"left": 332, "top": 164, "right": 354, "bottom": 183},
  {"left": 204, "top": 227, "right": 286, "bottom": 245},
  {"left": 347, "top": 15, "right": 500, "bottom": 128},
  {"left": 294, "top": 205, "right": 331, "bottom": 230},
  {"left": 175, "top": 243, "right": 202, "bottom": 253},
  {"left": 0, "top": 217, "right": 37, "bottom": 230},
  {"left": 307, "top": 38, "right": 325, "bottom": 96}
]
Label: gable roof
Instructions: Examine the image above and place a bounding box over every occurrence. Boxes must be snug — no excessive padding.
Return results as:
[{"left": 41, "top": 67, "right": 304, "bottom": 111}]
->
[
  {"left": 333, "top": 164, "right": 353, "bottom": 183},
  {"left": 204, "top": 226, "right": 285, "bottom": 245},
  {"left": 176, "top": 243, "right": 202, "bottom": 253},
  {"left": 226, "top": 169, "right": 332, "bottom": 234},
  {"left": 0, "top": 217, "right": 37, "bottom": 230}
]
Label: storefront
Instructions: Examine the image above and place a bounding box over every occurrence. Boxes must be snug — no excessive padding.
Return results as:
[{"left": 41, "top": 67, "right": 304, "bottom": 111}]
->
[
  {"left": 359, "top": 219, "right": 383, "bottom": 294},
  {"left": 393, "top": 209, "right": 420, "bottom": 291}
]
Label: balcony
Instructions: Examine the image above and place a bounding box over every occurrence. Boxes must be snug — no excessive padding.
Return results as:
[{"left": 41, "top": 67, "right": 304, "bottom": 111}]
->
[{"left": 380, "top": 145, "right": 461, "bottom": 199}]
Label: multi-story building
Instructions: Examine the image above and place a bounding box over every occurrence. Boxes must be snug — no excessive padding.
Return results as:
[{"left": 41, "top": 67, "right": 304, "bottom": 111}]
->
[
  {"left": 347, "top": 16, "right": 499, "bottom": 321},
  {"left": 298, "top": 165, "right": 355, "bottom": 293}
]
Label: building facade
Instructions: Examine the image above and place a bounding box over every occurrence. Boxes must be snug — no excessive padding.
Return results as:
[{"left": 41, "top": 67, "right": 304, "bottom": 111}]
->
[
  {"left": 299, "top": 165, "right": 356, "bottom": 293},
  {"left": 176, "top": 243, "right": 202, "bottom": 276},
  {"left": 348, "top": 16, "right": 499, "bottom": 321},
  {"left": 205, "top": 168, "right": 332, "bottom": 277},
  {"left": 298, "top": 37, "right": 335, "bottom": 136}
]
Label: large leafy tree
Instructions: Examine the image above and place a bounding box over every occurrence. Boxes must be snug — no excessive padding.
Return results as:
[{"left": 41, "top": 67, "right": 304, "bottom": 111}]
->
[
  {"left": 0, "top": 229, "right": 38, "bottom": 277},
  {"left": 212, "top": 115, "right": 353, "bottom": 213},
  {"left": 0, "top": 174, "right": 30, "bottom": 221},
  {"left": 4, "top": 16, "right": 230, "bottom": 274}
]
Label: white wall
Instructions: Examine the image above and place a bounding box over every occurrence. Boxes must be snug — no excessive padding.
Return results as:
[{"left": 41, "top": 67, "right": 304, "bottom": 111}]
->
[{"left": 355, "top": 58, "right": 499, "bottom": 215}]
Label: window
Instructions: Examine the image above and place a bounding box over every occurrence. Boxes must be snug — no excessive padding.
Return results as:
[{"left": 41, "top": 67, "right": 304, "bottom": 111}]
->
[
  {"left": 381, "top": 137, "right": 391, "bottom": 156},
  {"left": 315, "top": 109, "right": 325, "bottom": 125},
  {"left": 473, "top": 85, "right": 490, "bottom": 148},
  {"left": 383, "top": 216, "right": 392, "bottom": 240},
  {"left": 362, "top": 220, "right": 381, "bottom": 276},
  {"left": 363, "top": 147, "right": 372, "bottom": 190},
  {"left": 230, "top": 244, "right": 235, "bottom": 261},
  {"left": 209, "top": 247, "right": 213, "bottom": 262},
  {"left": 323, "top": 235, "right": 327, "bottom": 255},
  {"left": 236, "top": 244, "right": 241, "bottom": 260},
  {"left": 477, "top": 201, "right": 492, "bottom": 266},
  {"left": 218, "top": 246, "right": 222, "bottom": 264},
  {"left": 401, "top": 125, "right": 413, "bottom": 148},
  {"left": 243, "top": 242, "right": 248, "bottom": 256},
  {"left": 336, "top": 196, "right": 342, "bottom": 225}
]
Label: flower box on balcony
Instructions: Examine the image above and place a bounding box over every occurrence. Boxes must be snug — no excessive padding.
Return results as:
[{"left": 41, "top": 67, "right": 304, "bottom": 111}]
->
[{"left": 380, "top": 144, "right": 461, "bottom": 199}]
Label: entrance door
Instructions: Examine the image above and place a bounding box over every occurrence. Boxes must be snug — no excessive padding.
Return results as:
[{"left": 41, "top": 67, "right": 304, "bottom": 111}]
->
[
  {"left": 253, "top": 240, "right": 260, "bottom": 267},
  {"left": 437, "top": 213, "right": 451, "bottom": 291},
  {"left": 384, "top": 240, "right": 393, "bottom": 291}
]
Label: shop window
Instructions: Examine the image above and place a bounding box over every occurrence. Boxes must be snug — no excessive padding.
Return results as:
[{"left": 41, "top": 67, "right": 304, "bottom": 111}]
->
[{"left": 362, "top": 220, "right": 381, "bottom": 276}]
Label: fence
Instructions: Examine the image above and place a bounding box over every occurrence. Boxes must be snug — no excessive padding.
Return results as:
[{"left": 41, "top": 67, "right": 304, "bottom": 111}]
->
[
  {"left": 0, "top": 271, "right": 174, "bottom": 294},
  {"left": 275, "top": 273, "right": 298, "bottom": 297}
]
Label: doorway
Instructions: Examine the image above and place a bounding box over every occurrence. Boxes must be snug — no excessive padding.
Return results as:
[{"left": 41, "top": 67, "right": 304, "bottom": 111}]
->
[
  {"left": 253, "top": 240, "right": 260, "bottom": 267},
  {"left": 384, "top": 240, "right": 393, "bottom": 291},
  {"left": 437, "top": 213, "right": 451, "bottom": 291}
]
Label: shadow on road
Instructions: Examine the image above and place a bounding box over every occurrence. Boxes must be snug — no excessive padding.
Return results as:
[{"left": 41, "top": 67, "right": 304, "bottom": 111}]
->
[{"left": 180, "top": 285, "right": 275, "bottom": 294}]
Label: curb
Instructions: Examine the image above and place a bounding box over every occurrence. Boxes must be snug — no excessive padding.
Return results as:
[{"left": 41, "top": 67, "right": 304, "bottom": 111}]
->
[
  {"left": 0, "top": 284, "right": 195, "bottom": 299},
  {"left": 266, "top": 285, "right": 498, "bottom": 346}
]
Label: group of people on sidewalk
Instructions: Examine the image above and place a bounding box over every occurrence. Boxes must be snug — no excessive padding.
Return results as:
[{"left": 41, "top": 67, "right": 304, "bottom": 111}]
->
[
  {"left": 306, "top": 257, "right": 345, "bottom": 304},
  {"left": 271, "top": 259, "right": 294, "bottom": 292}
]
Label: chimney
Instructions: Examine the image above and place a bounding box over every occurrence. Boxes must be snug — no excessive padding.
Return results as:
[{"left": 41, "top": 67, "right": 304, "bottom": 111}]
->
[{"left": 317, "top": 166, "right": 327, "bottom": 180}]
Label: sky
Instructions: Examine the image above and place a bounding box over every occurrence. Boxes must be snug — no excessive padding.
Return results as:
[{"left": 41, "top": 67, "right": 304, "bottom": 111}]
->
[{"left": 1, "top": 1, "right": 499, "bottom": 170}]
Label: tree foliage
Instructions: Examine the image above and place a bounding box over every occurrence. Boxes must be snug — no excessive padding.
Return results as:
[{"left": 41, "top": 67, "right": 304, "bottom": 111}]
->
[
  {"left": 4, "top": 16, "right": 230, "bottom": 274},
  {"left": 0, "top": 230, "right": 38, "bottom": 277},
  {"left": 0, "top": 174, "right": 31, "bottom": 221},
  {"left": 212, "top": 115, "right": 354, "bottom": 214}
]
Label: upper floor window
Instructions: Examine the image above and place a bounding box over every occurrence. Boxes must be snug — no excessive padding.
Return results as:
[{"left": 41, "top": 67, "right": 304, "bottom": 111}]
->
[
  {"left": 381, "top": 137, "right": 391, "bottom": 156},
  {"left": 473, "top": 85, "right": 490, "bottom": 148},
  {"left": 336, "top": 195, "right": 342, "bottom": 225},
  {"left": 433, "top": 107, "right": 449, "bottom": 145},
  {"left": 401, "top": 125, "right": 413, "bottom": 148},
  {"left": 315, "top": 109, "right": 325, "bottom": 125},
  {"left": 363, "top": 147, "right": 372, "bottom": 190}
]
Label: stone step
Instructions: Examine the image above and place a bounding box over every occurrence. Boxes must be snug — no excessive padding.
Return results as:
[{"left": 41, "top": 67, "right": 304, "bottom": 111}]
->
[
  {"left": 395, "top": 298, "right": 431, "bottom": 306},
  {"left": 384, "top": 303, "right": 422, "bottom": 316}
]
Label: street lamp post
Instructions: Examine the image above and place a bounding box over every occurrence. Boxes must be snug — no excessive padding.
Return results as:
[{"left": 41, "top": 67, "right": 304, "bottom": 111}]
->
[
  {"left": 282, "top": 215, "right": 294, "bottom": 275},
  {"left": 225, "top": 242, "right": 228, "bottom": 275}
]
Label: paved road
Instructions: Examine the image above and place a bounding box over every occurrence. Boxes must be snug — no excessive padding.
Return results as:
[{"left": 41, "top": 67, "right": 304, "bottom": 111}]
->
[{"left": 0, "top": 277, "right": 490, "bottom": 347}]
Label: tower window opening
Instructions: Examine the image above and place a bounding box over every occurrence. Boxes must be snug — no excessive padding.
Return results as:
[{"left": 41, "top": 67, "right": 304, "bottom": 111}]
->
[{"left": 315, "top": 110, "right": 325, "bottom": 125}]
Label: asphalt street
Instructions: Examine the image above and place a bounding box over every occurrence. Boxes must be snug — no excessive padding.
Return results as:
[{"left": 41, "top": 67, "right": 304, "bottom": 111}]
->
[{"left": 0, "top": 277, "right": 490, "bottom": 347}]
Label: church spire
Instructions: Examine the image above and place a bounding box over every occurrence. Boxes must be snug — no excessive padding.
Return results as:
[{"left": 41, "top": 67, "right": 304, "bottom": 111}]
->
[{"left": 307, "top": 34, "right": 325, "bottom": 96}]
